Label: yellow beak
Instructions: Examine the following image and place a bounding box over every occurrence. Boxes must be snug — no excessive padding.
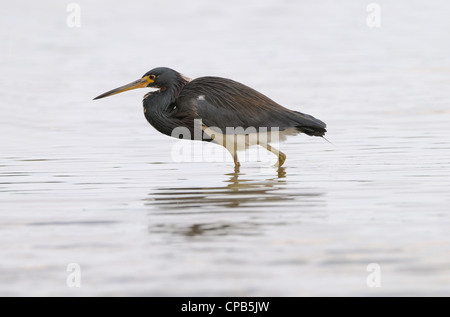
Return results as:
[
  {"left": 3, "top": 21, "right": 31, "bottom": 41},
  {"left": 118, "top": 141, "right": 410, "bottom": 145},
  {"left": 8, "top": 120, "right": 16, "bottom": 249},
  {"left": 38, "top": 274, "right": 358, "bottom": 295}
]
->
[{"left": 93, "top": 75, "right": 154, "bottom": 100}]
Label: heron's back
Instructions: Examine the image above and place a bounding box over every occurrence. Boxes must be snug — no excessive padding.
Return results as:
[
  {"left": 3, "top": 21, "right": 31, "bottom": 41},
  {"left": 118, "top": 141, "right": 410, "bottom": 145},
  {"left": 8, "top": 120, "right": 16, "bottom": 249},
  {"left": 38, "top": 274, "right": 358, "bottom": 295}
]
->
[{"left": 177, "top": 76, "right": 327, "bottom": 137}]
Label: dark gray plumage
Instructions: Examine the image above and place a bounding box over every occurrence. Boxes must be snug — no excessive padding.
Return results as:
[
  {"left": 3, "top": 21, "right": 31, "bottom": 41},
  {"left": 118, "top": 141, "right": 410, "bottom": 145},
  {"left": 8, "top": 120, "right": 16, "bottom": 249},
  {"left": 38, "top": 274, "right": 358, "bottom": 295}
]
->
[{"left": 177, "top": 76, "right": 326, "bottom": 136}]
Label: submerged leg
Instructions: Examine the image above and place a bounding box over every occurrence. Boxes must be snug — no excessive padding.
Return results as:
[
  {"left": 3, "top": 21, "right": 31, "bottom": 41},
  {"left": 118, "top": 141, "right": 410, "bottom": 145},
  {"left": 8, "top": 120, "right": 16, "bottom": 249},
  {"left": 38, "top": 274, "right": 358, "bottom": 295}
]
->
[{"left": 260, "top": 144, "right": 286, "bottom": 167}]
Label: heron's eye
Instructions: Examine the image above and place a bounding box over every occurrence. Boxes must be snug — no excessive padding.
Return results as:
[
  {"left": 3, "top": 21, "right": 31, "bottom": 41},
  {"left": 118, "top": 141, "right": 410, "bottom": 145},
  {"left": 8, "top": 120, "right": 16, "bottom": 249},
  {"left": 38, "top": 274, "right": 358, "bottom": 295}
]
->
[{"left": 149, "top": 75, "right": 156, "bottom": 80}]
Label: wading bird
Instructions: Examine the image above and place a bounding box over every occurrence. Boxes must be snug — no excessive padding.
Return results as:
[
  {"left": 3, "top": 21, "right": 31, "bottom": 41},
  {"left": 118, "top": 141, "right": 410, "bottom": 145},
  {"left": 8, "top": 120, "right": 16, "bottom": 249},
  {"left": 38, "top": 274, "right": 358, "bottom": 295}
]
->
[{"left": 94, "top": 67, "right": 326, "bottom": 168}]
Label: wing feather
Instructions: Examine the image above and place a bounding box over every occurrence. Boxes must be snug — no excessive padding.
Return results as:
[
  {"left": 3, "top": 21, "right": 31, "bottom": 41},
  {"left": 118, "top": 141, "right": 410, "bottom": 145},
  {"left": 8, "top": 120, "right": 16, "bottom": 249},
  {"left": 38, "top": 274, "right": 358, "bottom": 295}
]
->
[{"left": 176, "top": 77, "right": 326, "bottom": 136}]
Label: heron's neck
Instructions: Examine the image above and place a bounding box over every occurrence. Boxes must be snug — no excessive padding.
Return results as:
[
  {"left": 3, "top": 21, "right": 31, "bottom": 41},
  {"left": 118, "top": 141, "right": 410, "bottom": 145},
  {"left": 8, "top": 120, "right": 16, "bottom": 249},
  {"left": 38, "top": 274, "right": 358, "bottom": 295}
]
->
[{"left": 143, "top": 82, "right": 187, "bottom": 136}]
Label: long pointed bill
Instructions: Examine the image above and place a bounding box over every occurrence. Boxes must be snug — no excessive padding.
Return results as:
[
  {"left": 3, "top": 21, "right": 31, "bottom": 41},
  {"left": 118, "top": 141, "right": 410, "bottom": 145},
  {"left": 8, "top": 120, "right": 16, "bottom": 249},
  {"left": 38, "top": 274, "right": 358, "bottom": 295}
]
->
[{"left": 93, "top": 75, "right": 154, "bottom": 100}]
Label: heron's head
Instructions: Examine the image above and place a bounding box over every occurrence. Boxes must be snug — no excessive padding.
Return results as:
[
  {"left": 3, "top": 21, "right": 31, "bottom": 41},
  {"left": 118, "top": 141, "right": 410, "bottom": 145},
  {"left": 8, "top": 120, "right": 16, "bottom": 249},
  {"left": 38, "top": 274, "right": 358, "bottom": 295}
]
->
[{"left": 93, "top": 67, "right": 190, "bottom": 100}]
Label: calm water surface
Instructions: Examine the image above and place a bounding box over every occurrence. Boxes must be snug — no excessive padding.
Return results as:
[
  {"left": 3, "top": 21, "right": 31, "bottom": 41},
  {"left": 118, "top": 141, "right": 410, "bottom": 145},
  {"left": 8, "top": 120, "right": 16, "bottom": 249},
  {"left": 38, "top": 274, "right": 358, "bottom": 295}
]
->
[{"left": 1, "top": 0, "right": 450, "bottom": 296}]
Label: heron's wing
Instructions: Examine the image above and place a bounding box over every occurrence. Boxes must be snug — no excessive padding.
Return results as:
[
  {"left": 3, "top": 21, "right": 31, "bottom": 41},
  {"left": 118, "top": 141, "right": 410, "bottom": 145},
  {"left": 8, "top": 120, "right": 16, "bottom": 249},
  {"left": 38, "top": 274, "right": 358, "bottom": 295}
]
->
[{"left": 176, "top": 77, "right": 326, "bottom": 136}]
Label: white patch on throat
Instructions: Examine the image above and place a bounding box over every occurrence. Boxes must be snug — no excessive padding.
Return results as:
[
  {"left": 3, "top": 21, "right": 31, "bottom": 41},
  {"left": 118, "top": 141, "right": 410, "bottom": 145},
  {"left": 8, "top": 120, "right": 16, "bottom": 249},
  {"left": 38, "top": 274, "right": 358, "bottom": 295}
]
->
[{"left": 197, "top": 95, "right": 206, "bottom": 101}]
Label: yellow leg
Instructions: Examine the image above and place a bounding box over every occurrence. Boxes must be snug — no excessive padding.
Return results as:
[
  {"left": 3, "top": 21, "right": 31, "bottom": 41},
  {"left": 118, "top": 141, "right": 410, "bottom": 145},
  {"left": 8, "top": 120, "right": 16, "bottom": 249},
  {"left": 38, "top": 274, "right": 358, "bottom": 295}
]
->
[{"left": 261, "top": 144, "right": 286, "bottom": 167}]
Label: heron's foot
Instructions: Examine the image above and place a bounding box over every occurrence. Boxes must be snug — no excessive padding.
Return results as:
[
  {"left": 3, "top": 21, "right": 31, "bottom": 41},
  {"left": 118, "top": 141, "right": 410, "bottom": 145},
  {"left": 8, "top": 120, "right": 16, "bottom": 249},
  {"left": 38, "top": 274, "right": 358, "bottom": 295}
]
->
[
  {"left": 273, "top": 153, "right": 286, "bottom": 167},
  {"left": 232, "top": 153, "right": 241, "bottom": 172}
]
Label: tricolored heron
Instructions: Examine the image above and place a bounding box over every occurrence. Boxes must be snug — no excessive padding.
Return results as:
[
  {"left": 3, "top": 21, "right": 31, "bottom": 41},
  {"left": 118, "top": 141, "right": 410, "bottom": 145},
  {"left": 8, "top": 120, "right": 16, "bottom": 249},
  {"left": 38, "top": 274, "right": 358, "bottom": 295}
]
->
[{"left": 94, "top": 67, "right": 327, "bottom": 168}]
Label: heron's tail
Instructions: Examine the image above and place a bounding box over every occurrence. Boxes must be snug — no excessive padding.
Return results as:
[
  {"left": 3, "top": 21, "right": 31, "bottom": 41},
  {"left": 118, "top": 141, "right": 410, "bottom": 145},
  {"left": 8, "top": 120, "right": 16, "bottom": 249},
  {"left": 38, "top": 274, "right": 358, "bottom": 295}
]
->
[{"left": 293, "top": 111, "right": 327, "bottom": 137}]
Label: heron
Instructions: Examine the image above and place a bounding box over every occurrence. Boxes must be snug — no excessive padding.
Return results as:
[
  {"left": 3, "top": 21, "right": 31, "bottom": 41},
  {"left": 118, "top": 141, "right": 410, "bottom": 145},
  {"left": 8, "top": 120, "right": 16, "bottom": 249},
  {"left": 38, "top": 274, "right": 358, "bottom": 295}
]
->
[{"left": 93, "top": 67, "right": 327, "bottom": 168}]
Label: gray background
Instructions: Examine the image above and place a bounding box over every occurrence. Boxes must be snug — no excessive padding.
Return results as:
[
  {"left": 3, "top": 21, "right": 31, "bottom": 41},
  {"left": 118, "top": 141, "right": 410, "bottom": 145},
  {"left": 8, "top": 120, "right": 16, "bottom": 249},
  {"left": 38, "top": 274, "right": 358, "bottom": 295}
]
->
[{"left": 1, "top": 0, "right": 449, "bottom": 295}]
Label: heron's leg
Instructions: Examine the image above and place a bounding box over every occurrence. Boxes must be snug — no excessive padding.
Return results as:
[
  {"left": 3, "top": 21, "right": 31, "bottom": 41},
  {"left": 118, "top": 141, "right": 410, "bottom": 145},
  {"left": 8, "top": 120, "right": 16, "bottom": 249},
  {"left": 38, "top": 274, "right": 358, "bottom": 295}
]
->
[
  {"left": 260, "top": 144, "right": 286, "bottom": 167},
  {"left": 226, "top": 147, "right": 241, "bottom": 169},
  {"left": 233, "top": 155, "right": 240, "bottom": 173},
  {"left": 232, "top": 152, "right": 241, "bottom": 168},
  {"left": 224, "top": 135, "right": 241, "bottom": 169}
]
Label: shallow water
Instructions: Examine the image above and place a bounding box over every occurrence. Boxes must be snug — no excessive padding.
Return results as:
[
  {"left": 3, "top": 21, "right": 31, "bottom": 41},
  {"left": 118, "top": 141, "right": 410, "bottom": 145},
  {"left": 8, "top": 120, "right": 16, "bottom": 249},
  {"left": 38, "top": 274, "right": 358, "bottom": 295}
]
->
[{"left": 1, "top": 0, "right": 450, "bottom": 296}]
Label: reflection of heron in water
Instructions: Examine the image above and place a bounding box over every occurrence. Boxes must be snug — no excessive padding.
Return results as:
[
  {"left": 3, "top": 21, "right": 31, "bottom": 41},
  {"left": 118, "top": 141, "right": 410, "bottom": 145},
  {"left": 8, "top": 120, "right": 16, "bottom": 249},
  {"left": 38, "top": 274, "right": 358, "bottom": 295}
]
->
[
  {"left": 144, "top": 168, "right": 326, "bottom": 237},
  {"left": 144, "top": 168, "right": 325, "bottom": 237},
  {"left": 144, "top": 167, "right": 290, "bottom": 211}
]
